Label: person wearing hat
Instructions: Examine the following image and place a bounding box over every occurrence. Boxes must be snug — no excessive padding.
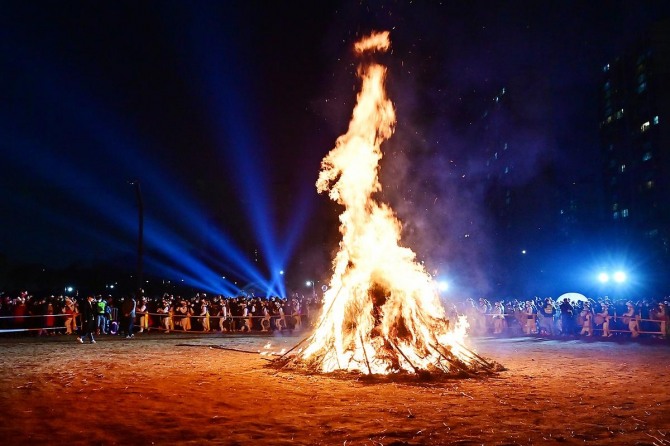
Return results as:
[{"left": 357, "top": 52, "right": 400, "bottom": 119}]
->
[
  {"left": 579, "top": 301, "right": 594, "bottom": 336},
  {"left": 522, "top": 301, "right": 537, "bottom": 335},
  {"left": 491, "top": 301, "right": 506, "bottom": 335},
  {"left": 622, "top": 302, "right": 640, "bottom": 338},
  {"left": 596, "top": 303, "right": 612, "bottom": 337},
  {"left": 653, "top": 302, "right": 667, "bottom": 339}
]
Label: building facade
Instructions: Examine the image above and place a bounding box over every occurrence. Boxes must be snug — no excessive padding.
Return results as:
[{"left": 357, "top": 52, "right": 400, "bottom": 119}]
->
[{"left": 599, "top": 19, "right": 670, "bottom": 267}]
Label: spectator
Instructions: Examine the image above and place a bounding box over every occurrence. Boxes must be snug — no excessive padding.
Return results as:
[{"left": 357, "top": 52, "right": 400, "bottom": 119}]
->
[
  {"left": 200, "top": 299, "right": 210, "bottom": 332},
  {"left": 121, "top": 295, "right": 137, "bottom": 339},
  {"left": 96, "top": 297, "right": 107, "bottom": 335},
  {"left": 623, "top": 302, "right": 640, "bottom": 338},
  {"left": 491, "top": 301, "right": 505, "bottom": 335},
  {"left": 538, "top": 299, "right": 557, "bottom": 336},
  {"left": 579, "top": 302, "right": 594, "bottom": 336},
  {"left": 136, "top": 297, "right": 148, "bottom": 334},
  {"left": 156, "top": 299, "right": 171, "bottom": 333},
  {"left": 559, "top": 298, "right": 574, "bottom": 336},
  {"left": 523, "top": 301, "right": 537, "bottom": 335},
  {"left": 63, "top": 297, "right": 77, "bottom": 335},
  {"left": 77, "top": 295, "right": 97, "bottom": 344},
  {"left": 597, "top": 303, "right": 612, "bottom": 337},
  {"left": 652, "top": 302, "right": 667, "bottom": 339}
]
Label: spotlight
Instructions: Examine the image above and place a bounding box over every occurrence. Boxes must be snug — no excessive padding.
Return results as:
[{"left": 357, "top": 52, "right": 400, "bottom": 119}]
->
[
  {"left": 597, "top": 272, "right": 609, "bottom": 283},
  {"left": 613, "top": 271, "right": 626, "bottom": 283},
  {"left": 437, "top": 281, "right": 449, "bottom": 292}
]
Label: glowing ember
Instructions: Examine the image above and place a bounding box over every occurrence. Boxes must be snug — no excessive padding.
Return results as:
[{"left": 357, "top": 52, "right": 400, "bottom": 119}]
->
[{"left": 292, "top": 31, "right": 478, "bottom": 376}]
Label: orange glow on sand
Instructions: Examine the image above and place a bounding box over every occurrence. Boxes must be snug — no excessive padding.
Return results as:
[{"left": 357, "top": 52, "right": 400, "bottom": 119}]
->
[{"left": 278, "top": 31, "right": 497, "bottom": 377}]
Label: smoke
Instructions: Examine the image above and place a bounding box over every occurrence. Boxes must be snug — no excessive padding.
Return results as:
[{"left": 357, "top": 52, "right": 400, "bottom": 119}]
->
[{"left": 306, "top": 2, "right": 569, "bottom": 298}]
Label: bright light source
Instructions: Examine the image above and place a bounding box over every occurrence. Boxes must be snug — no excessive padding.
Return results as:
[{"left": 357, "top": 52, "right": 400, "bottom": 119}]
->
[
  {"left": 437, "top": 281, "right": 449, "bottom": 292},
  {"left": 521, "top": 250, "right": 526, "bottom": 255},
  {"left": 597, "top": 272, "right": 609, "bottom": 283},
  {"left": 613, "top": 271, "right": 627, "bottom": 283},
  {"left": 66, "top": 287, "right": 74, "bottom": 293},
  {"left": 279, "top": 270, "right": 284, "bottom": 275},
  {"left": 306, "top": 281, "right": 313, "bottom": 287}
]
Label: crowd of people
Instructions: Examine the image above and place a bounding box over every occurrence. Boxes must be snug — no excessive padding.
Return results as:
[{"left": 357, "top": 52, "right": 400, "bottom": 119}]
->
[
  {"left": 1, "top": 290, "right": 668, "bottom": 341},
  {"left": 457, "top": 295, "right": 668, "bottom": 339},
  {"left": 0, "top": 291, "right": 322, "bottom": 341}
]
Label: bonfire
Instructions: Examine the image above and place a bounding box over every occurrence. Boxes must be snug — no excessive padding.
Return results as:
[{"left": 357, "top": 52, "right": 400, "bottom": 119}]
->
[{"left": 277, "top": 31, "right": 498, "bottom": 377}]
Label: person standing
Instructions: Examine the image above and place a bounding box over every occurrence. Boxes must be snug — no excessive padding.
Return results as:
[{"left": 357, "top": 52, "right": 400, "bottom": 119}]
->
[
  {"left": 559, "top": 298, "right": 574, "bottom": 336},
  {"left": 623, "top": 301, "right": 640, "bottom": 338},
  {"left": 77, "top": 295, "right": 97, "bottom": 344},
  {"left": 579, "top": 302, "right": 594, "bottom": 336},
  {"left": 598, "top": 303, "right": 613, "bottom": 337},
  {"left": 95, "top": 297, "right": 107, "bottom": 335},
  {"left": 63, "top": 297, "right": 77, "bottom": 335},
  {"left": 121, "top": 295, "right": 137, "bottom": 339},
  {"left": 136, "top": 297, "right": 148, "bottom": 333}
]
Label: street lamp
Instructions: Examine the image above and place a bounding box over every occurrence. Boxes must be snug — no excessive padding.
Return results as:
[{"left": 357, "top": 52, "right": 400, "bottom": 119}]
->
[{"left": 306, "top": 280, "right": 315, "bottom": 298}]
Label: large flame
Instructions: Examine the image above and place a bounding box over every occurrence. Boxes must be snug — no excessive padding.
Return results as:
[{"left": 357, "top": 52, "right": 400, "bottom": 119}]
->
[{"left": 299, "top": 31, "right": 471, "bottom": 375}]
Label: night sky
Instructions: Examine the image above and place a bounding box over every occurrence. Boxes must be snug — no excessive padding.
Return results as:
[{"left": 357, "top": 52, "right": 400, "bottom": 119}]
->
[{"left": 2, "top": 1, "right": 670, "bottom": 295}]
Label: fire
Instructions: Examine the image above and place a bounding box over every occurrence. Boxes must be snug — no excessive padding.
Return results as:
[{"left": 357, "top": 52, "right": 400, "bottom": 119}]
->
[{"left": 293, "top": 31, "right": 476, "bottom": 375}]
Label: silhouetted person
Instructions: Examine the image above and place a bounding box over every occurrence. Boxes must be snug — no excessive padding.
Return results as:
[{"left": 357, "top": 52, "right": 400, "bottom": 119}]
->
[
  {"left": 559, "top": 299, "right": 574, "bottom": 336},
  {"left": 77, "top": 295, "right": 97, "bottom": 344}
]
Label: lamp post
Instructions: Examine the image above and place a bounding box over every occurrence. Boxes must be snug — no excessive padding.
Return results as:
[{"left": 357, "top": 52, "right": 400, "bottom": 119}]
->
[{"left": 129, "top": 180, "right": 144, "bottom": 294}]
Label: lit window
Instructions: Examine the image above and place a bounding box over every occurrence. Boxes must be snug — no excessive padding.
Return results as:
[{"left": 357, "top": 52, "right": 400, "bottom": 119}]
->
[
  {"left": 653, "top": 115, "right": 659, "bottom": 125},
  {"left": 622, "top": 209, "right": 629, "bottom": 218},
  {"left": 642, "top": 152, "right": 652, "bottom": 161},
  {"left": 620, "top": 164, "right": 626, "bottom": 173},
  {"left": 616, "top": 109, "right": 624, "bottom": 119},
  {"left": 613, "top": 211, "right": 619, "bottom": 220},
  {"left": 607, "top": 116, "right": 613, "bottom": 124},
  {"left": 612, "top": 203, "right": 618, "bottom": 211},
  {"left": 641, "top": 121, "right": 650, "bottom": 132},
  {"left": 646, "top": 180, "right": 654, "bottom": 189},
  {"left": 637, "top": 83, "right": 647, "bottom": 93}
]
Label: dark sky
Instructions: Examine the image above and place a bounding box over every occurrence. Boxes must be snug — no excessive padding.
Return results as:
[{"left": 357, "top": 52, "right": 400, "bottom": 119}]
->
[{"left": 2, "top": 1, "right": 669, "bottom": 292}]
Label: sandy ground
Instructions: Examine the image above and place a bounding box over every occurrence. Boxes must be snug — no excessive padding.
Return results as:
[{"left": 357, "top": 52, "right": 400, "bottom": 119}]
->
[{"left": 1, "top": 332, "right": 669, "bottom": 446}]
